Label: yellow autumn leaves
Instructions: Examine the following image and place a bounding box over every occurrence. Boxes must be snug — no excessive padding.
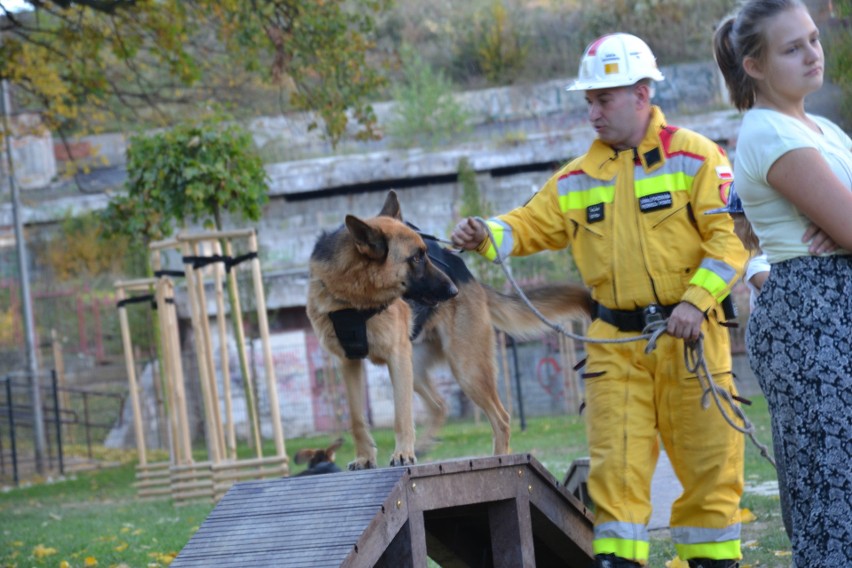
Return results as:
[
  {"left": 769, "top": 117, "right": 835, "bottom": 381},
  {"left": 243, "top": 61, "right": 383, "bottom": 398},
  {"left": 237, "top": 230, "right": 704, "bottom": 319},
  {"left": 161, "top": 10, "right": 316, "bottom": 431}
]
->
[{"left": 6, "top": 536, "right": 176, "bottom": 567}]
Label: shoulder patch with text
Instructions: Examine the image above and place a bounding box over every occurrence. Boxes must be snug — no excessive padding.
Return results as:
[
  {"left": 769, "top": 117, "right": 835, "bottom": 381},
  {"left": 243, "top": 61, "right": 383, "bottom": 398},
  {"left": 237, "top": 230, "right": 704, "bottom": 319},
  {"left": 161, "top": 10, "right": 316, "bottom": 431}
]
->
[{"left": 587, "top": 203, "right": 604, "bottom": 223}]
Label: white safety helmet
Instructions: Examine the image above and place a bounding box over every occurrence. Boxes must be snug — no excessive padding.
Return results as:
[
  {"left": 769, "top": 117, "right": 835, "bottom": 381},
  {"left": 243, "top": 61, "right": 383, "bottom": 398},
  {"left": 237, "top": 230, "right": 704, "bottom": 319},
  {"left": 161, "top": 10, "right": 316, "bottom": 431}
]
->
[{"left": 566, "top": 33, "right": 665, "bottom": 91}]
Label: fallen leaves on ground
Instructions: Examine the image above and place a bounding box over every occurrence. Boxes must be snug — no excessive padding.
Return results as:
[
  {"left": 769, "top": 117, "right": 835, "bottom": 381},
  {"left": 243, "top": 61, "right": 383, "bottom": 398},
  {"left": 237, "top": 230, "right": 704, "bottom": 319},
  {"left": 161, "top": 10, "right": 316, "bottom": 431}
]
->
[
  {"left": 740, "top": 508, "right": 757, "bottom": 523},
  {"left": 148, "top": 551, "right": 177, "bottom": 565},
  {"left": 32, "top": 544, "right": 58, "bottom": 559}
]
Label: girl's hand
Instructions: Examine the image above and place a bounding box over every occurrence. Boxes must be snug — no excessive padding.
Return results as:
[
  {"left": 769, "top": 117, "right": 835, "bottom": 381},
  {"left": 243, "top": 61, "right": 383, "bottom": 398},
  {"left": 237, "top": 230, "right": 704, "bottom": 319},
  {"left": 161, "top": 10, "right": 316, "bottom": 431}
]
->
[{"left": 802, "top": 223, "right": 839, "bottom": 255}]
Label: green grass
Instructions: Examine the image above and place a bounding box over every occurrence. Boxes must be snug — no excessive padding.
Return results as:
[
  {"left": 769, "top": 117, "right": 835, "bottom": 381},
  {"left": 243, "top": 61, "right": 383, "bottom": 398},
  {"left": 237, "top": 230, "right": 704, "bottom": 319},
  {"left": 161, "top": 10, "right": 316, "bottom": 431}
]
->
[{"left": 0, "top": 397, "right": 791, "bottom": 567}]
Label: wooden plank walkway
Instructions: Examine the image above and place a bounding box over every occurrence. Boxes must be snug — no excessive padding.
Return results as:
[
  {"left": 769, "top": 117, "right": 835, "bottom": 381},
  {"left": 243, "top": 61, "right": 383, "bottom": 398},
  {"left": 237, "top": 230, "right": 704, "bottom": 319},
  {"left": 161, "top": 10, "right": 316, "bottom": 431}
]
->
[{"left": 171, "top": 454, "right": 594, "bottom": 567}]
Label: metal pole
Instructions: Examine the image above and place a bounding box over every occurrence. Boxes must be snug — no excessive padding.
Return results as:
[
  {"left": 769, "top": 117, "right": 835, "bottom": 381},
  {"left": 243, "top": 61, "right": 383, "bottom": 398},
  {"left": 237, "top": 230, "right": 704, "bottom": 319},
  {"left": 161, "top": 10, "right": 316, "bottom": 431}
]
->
[
  {"left": 1, "top": 73, "right": 46, "bottom": 473},
  {"left": 5, "top": 378, "right": 20, "bottom": 485},
  {"left": 509, "top": 335, "right": 526, "bottom": 432},
  {"left": 51, "top": 370, "right": 64, "bottom": 476}
]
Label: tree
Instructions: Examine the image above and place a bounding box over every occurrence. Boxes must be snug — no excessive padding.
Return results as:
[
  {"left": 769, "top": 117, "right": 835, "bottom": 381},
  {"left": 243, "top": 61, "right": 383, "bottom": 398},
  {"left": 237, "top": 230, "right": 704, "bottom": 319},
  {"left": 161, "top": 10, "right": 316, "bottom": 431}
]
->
[
  {"left": 101, "top": 116, "right": 268, "bottom": 244},
  {"left": 0, "top": 0, "right": 389, "bottom": 148}
]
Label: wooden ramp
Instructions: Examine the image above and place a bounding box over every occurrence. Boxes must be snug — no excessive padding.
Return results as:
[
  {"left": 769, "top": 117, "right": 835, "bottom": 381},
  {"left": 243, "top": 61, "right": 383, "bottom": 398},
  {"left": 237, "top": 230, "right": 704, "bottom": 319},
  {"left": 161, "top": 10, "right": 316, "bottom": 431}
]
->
[{"left": 171, "top": 453, "right": 594, "bottom": 567}]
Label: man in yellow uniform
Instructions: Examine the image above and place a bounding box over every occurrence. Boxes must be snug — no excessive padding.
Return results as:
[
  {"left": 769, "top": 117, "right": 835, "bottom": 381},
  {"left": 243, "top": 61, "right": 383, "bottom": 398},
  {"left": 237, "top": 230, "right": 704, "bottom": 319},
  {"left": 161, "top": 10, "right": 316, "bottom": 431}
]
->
[{"left": 451, "top": 33, "right": 747, "bottom": 568}]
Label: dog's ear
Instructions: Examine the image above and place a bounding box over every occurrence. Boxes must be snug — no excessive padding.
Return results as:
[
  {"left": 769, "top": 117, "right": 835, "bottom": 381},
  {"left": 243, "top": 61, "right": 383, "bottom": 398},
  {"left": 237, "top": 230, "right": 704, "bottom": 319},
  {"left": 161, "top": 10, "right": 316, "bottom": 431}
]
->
[
  {"left": 294, "top": 448, "right": 317, "bottom": 465},
  {"left": 345, "top": 215, "right": 388, "bottom": 261},
  {"left": 326, "top": 437, "right": 344, "bottom": 462},
  {"left": 378, "top": 190, "right": 403, "bottom": 221}
]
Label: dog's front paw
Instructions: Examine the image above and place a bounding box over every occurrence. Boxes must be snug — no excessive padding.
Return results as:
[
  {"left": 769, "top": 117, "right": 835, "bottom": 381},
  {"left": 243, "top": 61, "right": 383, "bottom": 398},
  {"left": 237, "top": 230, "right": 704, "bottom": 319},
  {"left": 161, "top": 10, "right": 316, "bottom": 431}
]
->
[
  {"left": 347, "top": 458, "right": 376, "bottom": 471},
  {"left": 389, "top": 452, "right": 417, "bottom": 467}
]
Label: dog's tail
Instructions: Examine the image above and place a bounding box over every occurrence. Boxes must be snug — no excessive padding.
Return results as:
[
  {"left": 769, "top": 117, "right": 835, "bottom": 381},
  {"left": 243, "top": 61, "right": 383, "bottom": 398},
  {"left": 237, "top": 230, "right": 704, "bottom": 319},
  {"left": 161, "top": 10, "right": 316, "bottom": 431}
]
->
[{"left": 484, "top": 282, "right": 593, "bottom": 340}]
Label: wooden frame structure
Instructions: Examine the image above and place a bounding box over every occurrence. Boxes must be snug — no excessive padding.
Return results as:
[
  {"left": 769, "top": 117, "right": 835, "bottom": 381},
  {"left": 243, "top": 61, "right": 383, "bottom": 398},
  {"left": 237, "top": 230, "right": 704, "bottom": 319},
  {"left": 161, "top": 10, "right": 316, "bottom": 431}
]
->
[
  {"left": 172, "top": 454, "right": 594, "bottom": 567},
  {"left": 115, "top": 277, "right": 175, "bottom": 500},
  {"left": 118, "top": 228, "right": 289, "bottom": 505},
  {"left": 151, "top": 229, "right": 289, "bottom": 503}
]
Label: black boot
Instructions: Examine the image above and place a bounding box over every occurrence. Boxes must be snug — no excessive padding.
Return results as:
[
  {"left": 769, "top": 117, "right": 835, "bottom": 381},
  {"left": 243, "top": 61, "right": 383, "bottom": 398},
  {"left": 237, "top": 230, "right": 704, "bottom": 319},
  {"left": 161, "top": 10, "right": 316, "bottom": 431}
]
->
[
  {"left": 687, "top": 559, "right": 739, "bottom": 568},
  {"left": 594, "top": 553, "right": 642, "bottom": 567}
]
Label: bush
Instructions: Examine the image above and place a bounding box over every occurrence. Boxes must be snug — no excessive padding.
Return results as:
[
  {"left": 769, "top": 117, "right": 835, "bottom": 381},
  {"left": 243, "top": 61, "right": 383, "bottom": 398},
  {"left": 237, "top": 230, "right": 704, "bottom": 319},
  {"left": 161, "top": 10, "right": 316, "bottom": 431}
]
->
[
  {"left": 386, "top": 45, "right": 472, "bottom": 149},
  {"left": 823, "top": 11, "right": 852, "bottom": 129},
  {"left": 379, "top": 0, "right": 736, "bottom": 91},
  {"left": 452, "top": 1, "right": 529, "bottom": 84}
]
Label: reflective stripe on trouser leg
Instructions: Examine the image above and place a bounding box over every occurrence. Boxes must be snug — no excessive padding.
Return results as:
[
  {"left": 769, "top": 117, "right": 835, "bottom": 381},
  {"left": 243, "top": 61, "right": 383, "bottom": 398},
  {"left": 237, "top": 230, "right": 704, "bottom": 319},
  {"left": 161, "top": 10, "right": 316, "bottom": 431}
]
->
[{"left": 656, "top": 321, "right": 743, "bottom": 561}]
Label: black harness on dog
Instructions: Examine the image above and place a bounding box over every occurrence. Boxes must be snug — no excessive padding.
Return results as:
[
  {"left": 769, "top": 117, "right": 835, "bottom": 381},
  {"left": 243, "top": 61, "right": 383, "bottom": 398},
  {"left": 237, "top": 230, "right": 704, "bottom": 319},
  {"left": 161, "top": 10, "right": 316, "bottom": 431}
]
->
[{"left": 328, "top": 306, "right": 388, "bottom": 360}]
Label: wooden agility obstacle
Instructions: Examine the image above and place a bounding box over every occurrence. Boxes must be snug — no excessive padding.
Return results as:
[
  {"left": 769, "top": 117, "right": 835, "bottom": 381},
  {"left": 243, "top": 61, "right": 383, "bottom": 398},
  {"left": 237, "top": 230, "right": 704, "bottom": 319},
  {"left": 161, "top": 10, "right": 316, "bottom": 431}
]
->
[
  {"left": 119, "top": 229, "right": 288, "bottom": 505},
  {"left": 171, "top": 454, "right": 594, "bottom": 567}
]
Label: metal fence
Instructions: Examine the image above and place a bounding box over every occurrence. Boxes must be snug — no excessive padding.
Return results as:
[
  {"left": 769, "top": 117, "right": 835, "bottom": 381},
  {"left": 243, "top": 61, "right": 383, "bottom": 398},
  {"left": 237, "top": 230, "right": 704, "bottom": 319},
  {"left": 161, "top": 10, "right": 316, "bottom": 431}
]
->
[{"left": 0, "top": 370, "right": 126, "bottom": 486}]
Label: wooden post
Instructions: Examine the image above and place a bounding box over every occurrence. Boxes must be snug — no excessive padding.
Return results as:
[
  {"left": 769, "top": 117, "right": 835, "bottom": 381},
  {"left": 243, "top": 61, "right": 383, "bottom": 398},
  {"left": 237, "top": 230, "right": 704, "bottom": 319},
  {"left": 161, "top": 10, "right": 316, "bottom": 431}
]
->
[
  {"left": 191, "top": 240, "right": 226, "bottom": 461},
  {"left": 180, "top": 240, "right": 222, "bottom": 464},
  {"left": 150, "top": 242, "right": 193, "bottom": 464},
  {"left": 161, "top": 278, "right": 193, "bottom": 464},
  {"left": 115, "top": 284, "right": 149, "bottom": 466},
  {"left": 223, "top": 239, "right": 263, "bottom": 457},
  {"left": 142, "top": 343, "right": 169, "bottom": 452},
  {"left": 212, "top": 241, "right": 237, "bottom": 460},
  {"left": 248, "top": 231, "right": 286, "bottom": 458},
  {"left": 156, "top": 277, "right": 184, "bottom": 464}
]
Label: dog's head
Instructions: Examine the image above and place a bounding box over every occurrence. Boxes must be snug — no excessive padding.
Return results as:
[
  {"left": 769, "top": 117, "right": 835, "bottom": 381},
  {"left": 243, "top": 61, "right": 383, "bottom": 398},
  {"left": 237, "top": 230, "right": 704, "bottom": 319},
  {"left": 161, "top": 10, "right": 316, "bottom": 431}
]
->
[
  {"left": 293, "top": 437, "right": 344, "bottom": 475},
  {"left": 344, "top": 191, "right": 458, "bottom": 306}
]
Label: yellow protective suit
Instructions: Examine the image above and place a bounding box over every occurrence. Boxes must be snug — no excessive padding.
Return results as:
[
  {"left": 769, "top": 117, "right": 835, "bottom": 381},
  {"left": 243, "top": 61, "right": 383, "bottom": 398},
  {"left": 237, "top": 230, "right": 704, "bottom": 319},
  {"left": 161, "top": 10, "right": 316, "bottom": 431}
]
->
[{"left": 478, "top": 107, "right": 748, "bottom": 564}]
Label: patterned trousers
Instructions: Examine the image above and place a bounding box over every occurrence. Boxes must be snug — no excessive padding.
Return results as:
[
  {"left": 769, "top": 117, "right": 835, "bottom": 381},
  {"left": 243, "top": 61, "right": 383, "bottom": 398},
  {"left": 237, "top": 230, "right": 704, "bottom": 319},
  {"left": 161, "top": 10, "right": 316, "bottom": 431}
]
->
[{"left": 747, "top": 255, "right": 852, "bottom": 567}]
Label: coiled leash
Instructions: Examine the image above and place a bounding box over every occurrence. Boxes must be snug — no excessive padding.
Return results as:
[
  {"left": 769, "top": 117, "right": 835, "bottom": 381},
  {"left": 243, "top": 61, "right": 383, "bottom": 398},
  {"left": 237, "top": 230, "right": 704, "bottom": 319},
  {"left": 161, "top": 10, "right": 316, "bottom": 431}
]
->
[{"left": 468, "top": 216, "right": 776, "bottom": 469}]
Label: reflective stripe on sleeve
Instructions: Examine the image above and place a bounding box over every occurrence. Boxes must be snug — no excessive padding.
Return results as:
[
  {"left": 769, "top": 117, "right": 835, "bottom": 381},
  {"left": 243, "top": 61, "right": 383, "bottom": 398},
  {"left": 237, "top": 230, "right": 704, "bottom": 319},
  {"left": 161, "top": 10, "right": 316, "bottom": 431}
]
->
[
  {"left": 481, "top": 218, "right": 513, "bottom": 262},
  {"left": 690, "top": 258, "right": 738, "bottom": 301}
]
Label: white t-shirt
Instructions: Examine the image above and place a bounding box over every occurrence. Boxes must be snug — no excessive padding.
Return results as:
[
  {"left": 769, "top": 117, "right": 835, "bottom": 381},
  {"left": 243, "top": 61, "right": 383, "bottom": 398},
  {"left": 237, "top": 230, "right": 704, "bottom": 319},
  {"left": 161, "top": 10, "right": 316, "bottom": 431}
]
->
[
  {"left": 734, "top": 108, "right": 852, "bottom": 263},
  {"left": 745, "top": 253, "right": 770, "bottom": 312}
]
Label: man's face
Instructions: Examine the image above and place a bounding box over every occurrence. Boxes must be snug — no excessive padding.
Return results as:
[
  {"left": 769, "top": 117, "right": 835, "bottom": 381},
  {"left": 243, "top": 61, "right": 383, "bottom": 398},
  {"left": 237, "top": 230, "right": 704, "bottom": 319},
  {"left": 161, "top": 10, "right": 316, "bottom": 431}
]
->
[{"left": 584, "top": 86, "right": 643, "bottom": 150}]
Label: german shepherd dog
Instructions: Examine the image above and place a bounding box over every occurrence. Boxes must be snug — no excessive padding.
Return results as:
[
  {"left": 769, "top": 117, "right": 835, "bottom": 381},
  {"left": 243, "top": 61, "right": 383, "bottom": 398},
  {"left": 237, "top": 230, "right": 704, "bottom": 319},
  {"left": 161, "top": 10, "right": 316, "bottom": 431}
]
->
[{"left": 306, "top": 190, "right": 591, "bottom": 470}]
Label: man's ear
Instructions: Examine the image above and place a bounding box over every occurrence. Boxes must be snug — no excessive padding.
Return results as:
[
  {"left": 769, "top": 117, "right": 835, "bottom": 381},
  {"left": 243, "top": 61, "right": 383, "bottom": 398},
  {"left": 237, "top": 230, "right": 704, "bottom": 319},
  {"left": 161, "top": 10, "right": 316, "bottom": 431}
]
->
[
  {"left": 743, "top": 56, "right": 764, "bottom": 80},
  {"left": 633, "top": 83, "right": 652, "bottom": 109},
  {"left": 345, "top": 215, "right": 389, "bottom": 261}
]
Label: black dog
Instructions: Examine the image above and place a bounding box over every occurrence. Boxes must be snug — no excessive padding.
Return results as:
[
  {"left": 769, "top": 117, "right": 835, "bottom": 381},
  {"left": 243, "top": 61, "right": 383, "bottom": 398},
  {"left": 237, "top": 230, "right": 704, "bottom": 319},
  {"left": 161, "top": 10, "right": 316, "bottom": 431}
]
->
[{"left": 293, "top": 438, "right": 344, "bottom": 476}]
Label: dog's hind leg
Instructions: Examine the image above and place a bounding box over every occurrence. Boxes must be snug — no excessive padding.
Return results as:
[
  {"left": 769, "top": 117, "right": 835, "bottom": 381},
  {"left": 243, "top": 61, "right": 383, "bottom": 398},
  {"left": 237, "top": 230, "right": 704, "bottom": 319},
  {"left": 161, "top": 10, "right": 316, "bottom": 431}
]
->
[
  {"left": 341, "top": 358, "right": 378, "bottom": 470},
  {"left": 413, "top": 372, "right": 446, "bottom": 455},
  {"left": 446, "top": 334, "right": 511, "bottom": 455},
  {"left": 412, "top": 340, "right": 446, "bottom": 455}
]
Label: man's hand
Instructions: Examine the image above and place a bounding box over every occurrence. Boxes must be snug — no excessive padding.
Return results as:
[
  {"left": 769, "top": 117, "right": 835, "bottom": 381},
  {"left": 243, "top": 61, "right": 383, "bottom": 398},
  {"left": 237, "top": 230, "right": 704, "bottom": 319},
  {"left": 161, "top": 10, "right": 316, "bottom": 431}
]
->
[
  {"left": 451, "top": 217, "right": 487, "bottom": 250},
  {"left": 803, "top": 223, "right": 839, "bottom": 255},
  {"left": 666, "top": 302, "right": 704, "bottom": 342}
]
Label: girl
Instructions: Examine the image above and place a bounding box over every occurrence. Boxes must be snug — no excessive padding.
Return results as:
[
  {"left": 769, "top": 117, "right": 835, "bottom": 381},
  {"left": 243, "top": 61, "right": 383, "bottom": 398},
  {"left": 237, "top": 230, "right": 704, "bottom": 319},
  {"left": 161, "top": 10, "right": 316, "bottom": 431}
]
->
[{"left": 714, "top": 1, "right": 852, "bottom": 565}]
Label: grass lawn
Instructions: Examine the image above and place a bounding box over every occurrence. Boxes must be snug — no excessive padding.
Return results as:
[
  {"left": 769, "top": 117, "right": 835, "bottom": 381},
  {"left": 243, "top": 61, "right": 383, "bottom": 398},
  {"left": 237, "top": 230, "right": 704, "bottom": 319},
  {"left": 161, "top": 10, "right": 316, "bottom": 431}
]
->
[{"left": 1, "top": 396, "right": 791, "bottom": 567}]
